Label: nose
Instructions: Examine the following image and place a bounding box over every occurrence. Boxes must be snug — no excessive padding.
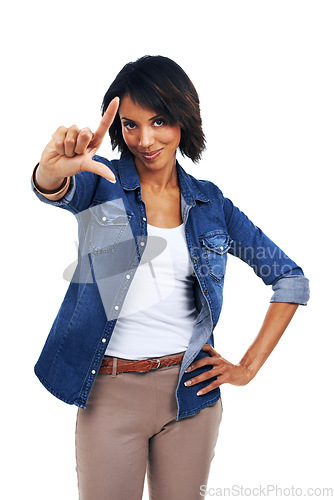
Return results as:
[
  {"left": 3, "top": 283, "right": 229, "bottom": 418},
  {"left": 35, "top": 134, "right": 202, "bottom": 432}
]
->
[{"left": 139, "top": 126, "right": 154, "bottom": 149}]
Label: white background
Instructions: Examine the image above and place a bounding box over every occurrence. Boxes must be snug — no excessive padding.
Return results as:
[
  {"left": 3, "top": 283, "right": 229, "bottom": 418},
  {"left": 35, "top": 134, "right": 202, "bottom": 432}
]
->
[{"left": 1, "top": 1, "right": 333, "bottom": 498}]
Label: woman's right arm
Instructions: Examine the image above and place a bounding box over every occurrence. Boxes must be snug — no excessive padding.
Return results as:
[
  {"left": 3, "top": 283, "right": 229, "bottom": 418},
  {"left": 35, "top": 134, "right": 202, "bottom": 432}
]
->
[{"left": 32, "top": 97, "right": 120, "bottom": 205}]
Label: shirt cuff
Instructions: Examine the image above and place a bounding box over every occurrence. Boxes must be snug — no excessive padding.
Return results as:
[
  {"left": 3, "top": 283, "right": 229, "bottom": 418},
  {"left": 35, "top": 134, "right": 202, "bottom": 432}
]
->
[
  {"left": 270, "top": 275, "right": 310, "bottom": 305},
  {"left": 31, "top": 175, "right": 76, "bottom": 207}
]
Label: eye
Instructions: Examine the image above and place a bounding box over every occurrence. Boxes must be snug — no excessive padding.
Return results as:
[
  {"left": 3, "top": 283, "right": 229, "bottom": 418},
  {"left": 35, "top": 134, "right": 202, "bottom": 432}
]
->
[
  {"left": 124, "top": 122, "right": 137, "bottom": 130},
  {"left": 153, "top": 118, "right": 165, "bottom": 127}
]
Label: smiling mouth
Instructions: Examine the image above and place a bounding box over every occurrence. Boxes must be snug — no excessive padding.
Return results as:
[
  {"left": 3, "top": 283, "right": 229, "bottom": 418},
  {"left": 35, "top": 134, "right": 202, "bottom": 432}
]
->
[{"left": 139, "top": 149, "right": 163, "bottom": 160}]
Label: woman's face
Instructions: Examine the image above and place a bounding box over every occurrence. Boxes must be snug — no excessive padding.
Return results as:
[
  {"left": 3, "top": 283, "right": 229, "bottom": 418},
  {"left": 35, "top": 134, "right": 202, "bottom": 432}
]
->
[{"left": 118, "top": 95, "right": 181, "bottom": 172}]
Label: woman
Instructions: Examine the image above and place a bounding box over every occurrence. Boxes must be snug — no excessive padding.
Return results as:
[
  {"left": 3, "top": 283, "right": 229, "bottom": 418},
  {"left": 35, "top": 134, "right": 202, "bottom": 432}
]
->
[{"left": 32, "top": 55, "right": 310, "bottom": 500}]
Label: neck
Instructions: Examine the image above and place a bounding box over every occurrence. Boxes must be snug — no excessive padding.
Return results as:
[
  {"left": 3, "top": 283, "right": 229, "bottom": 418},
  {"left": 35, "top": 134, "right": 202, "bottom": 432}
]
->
[{"left": 134, "top": 155, "right": 179, "bottom": 193}]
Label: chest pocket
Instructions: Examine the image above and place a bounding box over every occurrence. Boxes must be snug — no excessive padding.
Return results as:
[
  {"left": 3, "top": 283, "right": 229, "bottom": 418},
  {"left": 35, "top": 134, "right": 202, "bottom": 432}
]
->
[
  {"left": 199, "top": 231, "right": 233, "bottom": 283},
  {"left": 88, "top": 200, "right": 133, "bottom": 255}
]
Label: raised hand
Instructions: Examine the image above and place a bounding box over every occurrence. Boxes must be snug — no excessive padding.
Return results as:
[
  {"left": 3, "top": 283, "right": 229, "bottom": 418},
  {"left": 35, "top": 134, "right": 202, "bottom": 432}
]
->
[{"left": 36, "top": 97, "right": 119, "bottom": 191}]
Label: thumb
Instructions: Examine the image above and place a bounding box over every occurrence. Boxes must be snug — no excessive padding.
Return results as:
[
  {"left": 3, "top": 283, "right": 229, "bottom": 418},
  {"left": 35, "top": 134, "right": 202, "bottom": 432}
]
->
[
  {"left": 201, "top": 344, "right": 216, "bottom": 355},
  {"left": 81, "top": 158, "right": 117, "bottom": 183}
]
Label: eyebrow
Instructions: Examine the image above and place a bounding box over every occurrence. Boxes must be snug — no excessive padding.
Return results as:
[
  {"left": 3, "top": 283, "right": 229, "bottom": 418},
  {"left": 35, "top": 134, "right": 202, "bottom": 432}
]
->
[{"left": 120, "top": 114, "right": 161, "bottom": 122}]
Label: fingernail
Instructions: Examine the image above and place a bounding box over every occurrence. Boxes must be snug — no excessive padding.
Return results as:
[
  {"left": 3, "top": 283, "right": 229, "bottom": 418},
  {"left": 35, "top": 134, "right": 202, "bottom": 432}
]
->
[
  {"left": 109, "top": 179, "right": 117, "bottom": 184},
  {"left": 197, "top": 390, "right": 203, "bottom": 396}
]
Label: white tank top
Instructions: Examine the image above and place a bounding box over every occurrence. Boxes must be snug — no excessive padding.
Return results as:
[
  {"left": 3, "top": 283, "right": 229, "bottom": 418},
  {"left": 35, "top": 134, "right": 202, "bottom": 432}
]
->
[{"left": 105, "top": 222, "right": 198, "bottom": 359}]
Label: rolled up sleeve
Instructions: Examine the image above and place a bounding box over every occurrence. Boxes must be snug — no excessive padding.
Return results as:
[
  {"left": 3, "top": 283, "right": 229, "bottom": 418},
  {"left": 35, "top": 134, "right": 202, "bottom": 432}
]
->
[{"left": 270, "top": 275, "right": 310, "bottom": 305}]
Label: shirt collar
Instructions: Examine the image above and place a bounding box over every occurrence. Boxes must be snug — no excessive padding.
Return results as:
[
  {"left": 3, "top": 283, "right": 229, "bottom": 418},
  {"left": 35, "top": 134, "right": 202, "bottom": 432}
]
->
[{"left": 117, "top": 152, "right": 210, "bottom": 205}]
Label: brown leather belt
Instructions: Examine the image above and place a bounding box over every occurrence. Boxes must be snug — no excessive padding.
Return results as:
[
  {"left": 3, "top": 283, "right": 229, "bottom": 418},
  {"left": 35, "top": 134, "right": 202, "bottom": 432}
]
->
[{"left": 98, "top": 353, "right": 184, "bottom": 375}]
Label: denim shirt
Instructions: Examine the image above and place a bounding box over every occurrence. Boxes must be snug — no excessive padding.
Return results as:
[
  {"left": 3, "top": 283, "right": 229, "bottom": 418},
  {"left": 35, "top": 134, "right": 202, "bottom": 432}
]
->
[{"left": 31, "top": 153, "right": 310, "bottom": 420}]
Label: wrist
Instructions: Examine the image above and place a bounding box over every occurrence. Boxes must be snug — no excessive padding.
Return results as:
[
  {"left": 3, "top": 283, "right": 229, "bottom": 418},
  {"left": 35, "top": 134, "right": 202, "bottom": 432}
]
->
[
  {"left": 237, "top": 356, "right": 261, "bottom": 381},
  {"left": 32, "top": 163, "right": 70, "bottom": 199},
  {"left": 34, "top": 163, "right": 66, "bottom": 192}
]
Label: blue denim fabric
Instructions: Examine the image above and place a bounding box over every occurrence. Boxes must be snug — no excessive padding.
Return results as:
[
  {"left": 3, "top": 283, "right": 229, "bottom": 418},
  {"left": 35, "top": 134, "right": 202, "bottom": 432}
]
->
[{"left": 31, "top": 153, "right": 310, "bottom": 420}]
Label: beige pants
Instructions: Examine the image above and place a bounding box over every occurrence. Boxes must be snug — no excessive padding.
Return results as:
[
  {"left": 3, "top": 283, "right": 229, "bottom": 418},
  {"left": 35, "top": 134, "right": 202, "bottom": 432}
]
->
[{"left": 75, "top": 354, "right": 223, "bottom": 500}]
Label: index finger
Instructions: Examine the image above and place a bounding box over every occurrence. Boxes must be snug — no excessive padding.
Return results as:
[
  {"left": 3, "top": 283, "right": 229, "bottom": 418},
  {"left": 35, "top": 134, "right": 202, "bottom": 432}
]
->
[{"left": 90, "top": 96, "right": 120, "bottom": 148}]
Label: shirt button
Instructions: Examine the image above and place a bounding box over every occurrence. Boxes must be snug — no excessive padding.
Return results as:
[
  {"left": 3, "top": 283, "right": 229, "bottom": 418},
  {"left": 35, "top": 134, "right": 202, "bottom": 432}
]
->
[
  {"left": 142, "top": 217, "right": 147, "bottom": 221},
  {"left": 102, "top": 216, "right": 107, "bottom": 222},
  {"left": 126, "top": 274, "right": 131, "bottom": 279},
  {"left": 185, "top": 229, "right": 188, "bottom": 233},
  {"left": 140, "top": 242, "right": 145, "bottom": 246},
  {"left": 204, "top": 289, "right": 209, "bottom": 294},
  {"left": 194, "top": 259, "right": 198, "bottom": 264},
  {"left": 102, "top": 338, "right": 107, "bottom": 343},
  {"left": 91, "top": 370, "right": 96, "bottom": 375},
  {"left": 220, "top": 246, "right": 224, "bottom": 250},
  {"left": 115, "top": 305, "right": 119, "bottom": 310}
]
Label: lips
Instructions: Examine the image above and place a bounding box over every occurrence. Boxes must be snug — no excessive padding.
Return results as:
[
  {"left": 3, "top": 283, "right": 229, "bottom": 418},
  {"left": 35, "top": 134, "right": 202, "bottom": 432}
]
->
[{"left": 139, "top": 149, "right": 163, "bottom": 161}]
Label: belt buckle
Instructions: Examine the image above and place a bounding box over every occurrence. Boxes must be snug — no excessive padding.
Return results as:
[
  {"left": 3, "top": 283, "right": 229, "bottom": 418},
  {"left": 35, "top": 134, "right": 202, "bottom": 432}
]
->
[{"left": 150, "top": 358, "right": 161, "bottom": 370}]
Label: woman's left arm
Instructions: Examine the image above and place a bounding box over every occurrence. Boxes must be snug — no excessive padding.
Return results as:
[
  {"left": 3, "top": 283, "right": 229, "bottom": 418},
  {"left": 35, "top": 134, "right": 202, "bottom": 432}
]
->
[
  {"left": 185, "top": 194, "right": 309, "bottom": 394},
  {"left": 185, "top": 302, "right": 299, "bottom": 394}
]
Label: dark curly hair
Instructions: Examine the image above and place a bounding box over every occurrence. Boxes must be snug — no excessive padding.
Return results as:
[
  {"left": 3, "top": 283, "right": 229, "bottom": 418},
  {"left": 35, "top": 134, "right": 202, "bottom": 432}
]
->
[{"left": 101, "top": 55, "right": 206, "bottom": 163}]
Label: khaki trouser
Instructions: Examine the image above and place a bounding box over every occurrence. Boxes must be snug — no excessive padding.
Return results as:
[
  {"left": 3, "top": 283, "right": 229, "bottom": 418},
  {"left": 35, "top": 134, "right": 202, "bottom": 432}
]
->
[{"left": 75, "top": 353, "right": 223, "bottom": 500}]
